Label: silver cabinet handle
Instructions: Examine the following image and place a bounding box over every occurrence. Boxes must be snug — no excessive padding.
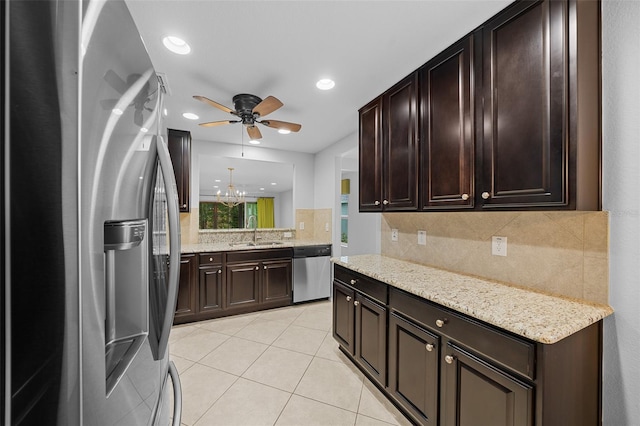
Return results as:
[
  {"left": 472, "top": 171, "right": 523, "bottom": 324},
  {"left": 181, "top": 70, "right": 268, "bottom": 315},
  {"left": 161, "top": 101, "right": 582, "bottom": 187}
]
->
[
  {"left": 426, "top": 344, "right": 434, "bottom": 352},
  {"left": 354, "top": 300, "right": 360, "bottom": 306},
  {"left": 374, "top": 200, "right": 380, "bottom": 206},
  {"left": 255, "top": 266, "right": 259, "bottom": 270},
  {"left": 435, "top": 319, "right": 445, "bottom": 328},
  {"left": 445, "top": 355, "right": 454, "bottom": 364},
  {"left": 461, "top": 193, "right": 469, "bottom": 200},
  {"left": 346, "top": 296, "right": 352, "bottom": 302},
  {"left": 482, "top": 192, "right": 490, "bottom": 199},
  {"left": 217, "top": 269, "right": 221, "bottom": 274},
  {"left": 383, "top": 199, "right": 389, "bottom": 205},
  {"left": 264, "top": 266, "right": 267, "bottom": 270},
  {"left": 350, "top": 279, "right": 357, "bottom": 285},
  {"left": 209, "top": 257, "right": 213, "bottom": 262}
]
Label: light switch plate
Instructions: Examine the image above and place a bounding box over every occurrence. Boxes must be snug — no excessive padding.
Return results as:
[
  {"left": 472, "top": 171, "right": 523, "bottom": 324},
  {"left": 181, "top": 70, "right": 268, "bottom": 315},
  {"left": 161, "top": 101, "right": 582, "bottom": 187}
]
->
[
  {"left": 418, "top": 230, "right": 427, "bottom": 246},
  {"left": 492, "top": 236, "right": 507, "bottom": 256},
  {"left": 299, "top": 222, "right": 305, "bottom": 230},
  {"left": 391, "top": 229, "right": 399, "bottom": 242}
]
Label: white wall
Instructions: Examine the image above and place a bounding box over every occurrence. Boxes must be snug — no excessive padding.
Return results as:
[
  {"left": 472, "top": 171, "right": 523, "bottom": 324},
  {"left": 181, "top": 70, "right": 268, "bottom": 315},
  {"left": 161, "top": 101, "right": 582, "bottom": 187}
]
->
[
  {"left": 601, "top": 1, "right": 640, "bottom": 424},
  {"left": 277, "top": 189, "right": 293, "bottom": 229},
  {"left": 190, "top": 139, "right": 316, "bottom": 226}
]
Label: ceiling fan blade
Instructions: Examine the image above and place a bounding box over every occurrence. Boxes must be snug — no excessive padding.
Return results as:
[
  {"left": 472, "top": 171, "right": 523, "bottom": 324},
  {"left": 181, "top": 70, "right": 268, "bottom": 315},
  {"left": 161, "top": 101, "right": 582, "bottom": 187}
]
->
[
  {"left": 247, "top": 125, "right": 262, "bottom": 140},
  {"left": 260, "top": 119, "right": 302, "bottom": 133},
  {"left": 252, "top": 96, "right": 283, "bottom": 117},
  {"left": 199, "top": 120, "right": 239, "bottom": 127},
  {"left": 193, "top": 95, "right": 235, "bottom": 115},
  {"left": 104, "top": 70, "right": 128, "bottom": 94}
]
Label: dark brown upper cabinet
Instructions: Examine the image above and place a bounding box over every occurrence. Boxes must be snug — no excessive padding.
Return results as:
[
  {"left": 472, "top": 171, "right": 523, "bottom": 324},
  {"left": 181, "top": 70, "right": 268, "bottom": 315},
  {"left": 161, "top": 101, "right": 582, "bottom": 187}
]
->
[
  {"left": 167, "top": 128, "right": 191, "bottom": 212},
  {"left": 419, "top": 35, "right": 474, "bottom": 210},
  {"left": 359, "top": 74, "right": 419, "bottom": 212},
  {"left": 359, "top": 0, "right": 601, "bottom": 213},
  {"left": 480, "top": 0, "right": 600, "bottom": 210}
]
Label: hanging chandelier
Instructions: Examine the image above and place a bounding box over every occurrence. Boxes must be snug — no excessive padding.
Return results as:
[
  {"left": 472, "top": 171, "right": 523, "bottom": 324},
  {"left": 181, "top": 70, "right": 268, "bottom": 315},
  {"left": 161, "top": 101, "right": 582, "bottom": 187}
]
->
[{"left": 217, "top": 167, "right": 246, "bottom": 207}]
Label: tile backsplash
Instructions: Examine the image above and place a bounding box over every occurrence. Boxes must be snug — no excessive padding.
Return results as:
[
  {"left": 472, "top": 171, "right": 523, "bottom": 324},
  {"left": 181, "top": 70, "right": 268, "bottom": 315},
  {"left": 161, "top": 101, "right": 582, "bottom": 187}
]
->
[
  {"left": 381, "top": 211, "right": 609, "bottom": 304},
  {"left": 295, "top": 208, "right": 332, "bottom": 242}
]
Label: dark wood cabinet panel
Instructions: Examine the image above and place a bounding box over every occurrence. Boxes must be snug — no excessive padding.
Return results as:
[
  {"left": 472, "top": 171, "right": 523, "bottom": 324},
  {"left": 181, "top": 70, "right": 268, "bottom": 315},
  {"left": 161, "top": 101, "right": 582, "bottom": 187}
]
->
[
  {"left": 420, "top": 36, "right": 474, "bottom": 210},
  {"left": 262, "top": 259, "right": 292, "bottom": 306},
  {"left": 225, "top": 262, "right": 261, "bottom": 310},
  {"left": 354, "top": 293, "right": 387, "bottom": 384},
  {"left": 359, "top": 98, "right": 383, "bottom": 211},
  {"left": 332, "top": 281, "right": 355, "bottom": 354},
  {"left": 383, "top": 73, "right": 419, "bottom": 211},
  {"left": 167, "top": 128, "right": 191, "bottom": 212},
  {"left": 388, "top": 312, "right": 440, "bottom": 425},
  {"left": 441, "top": 342, "right": 533, "bottom": 426},
  {"left": 174, "top": 254, "right": 197, "bottom": 322},
  {"left": 199, "top": 264, "right": 223, "bottom": 314},
  {"left": 359, "top": 74, "right": 419, "bottom": 212}
]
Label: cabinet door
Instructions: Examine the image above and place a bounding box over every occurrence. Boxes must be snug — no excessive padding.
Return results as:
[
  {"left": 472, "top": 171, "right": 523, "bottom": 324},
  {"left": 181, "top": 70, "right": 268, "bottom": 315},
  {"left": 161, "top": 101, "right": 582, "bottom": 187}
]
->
[
  {"left": 174, "top": 254, "right": 197, "bottom": 323},
  {"left": 481, "top": 0, "right": 567, "bottom": 208},
  {"left": 441, "top": 342, "right": 533, "bottom": 426},
  {"left": 383, "top": 73, "right": 419, "bottom": 211},
  {"left": 388, "top": 313, "right": 439, "bottom": 425},
  {"left": 354, "top": 293, "right": 387, "bottom": 384},
  {"left": 420, "top": 36, "right": 474, "bottom": 210},
  {"left": 225, "top": 262, "right": 260, "bottom": 310},
  {"left": 262, "top": 259, "right": 292, "bottom": 305},
  {"left": 199, "top": 264, "right": 223, "bottom": 314},
  {"left": 167, "top": 128, "right": 191, "bottom": 212},
  {"left": 332, "top": 281, "right": 355, "bottom": 354},
  {"left": 359, "top": 97, "right": 384, "bottom": 211}
]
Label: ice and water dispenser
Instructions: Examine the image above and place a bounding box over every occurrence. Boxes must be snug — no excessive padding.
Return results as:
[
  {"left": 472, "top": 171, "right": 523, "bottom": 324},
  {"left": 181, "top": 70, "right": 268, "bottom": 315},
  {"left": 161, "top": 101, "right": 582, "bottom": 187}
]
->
[{"left": 103, "top": 219, "right": 149, "bottom": 396}]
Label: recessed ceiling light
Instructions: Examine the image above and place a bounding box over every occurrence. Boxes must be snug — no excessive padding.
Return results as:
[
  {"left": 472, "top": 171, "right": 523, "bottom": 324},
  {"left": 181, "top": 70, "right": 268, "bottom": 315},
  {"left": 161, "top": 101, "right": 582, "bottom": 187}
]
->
[
  {"left": 278, "top": 129, "right": 291, "bottom": 135},
  {"left": 316, "top": 78, "right": 335, "bottom": 90},
  {"left": 162, "top": 36, "right": 191, "bottom": 55},
  {"left": 271, "top": 182, "right": 277, "bottom": 186},
  {"left": 260, "top": 187, "right": 265, "bottom": 191},
  {"left": 214, "top": 179, "right": 221, "bottom": 183},
  {"left": 249, "top": 139, "right": 261, "bottom": 145},
  {"left": 182, "top": 112, "right": 199, "bottom": 120}
]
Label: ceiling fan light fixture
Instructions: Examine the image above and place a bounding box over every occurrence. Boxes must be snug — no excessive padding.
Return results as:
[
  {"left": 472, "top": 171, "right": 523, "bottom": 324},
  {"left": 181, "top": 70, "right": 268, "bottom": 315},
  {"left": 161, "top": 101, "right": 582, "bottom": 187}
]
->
[
  {"left": 162, "top": 36, "right": 191, "bottom": 55},
  {"left": 249, "top": 139, "right": 261, "bottom": 145},
  {"left": 316, "top": 78, "right": 335, "bottom": 90},
  {"left": 182, "top": 112, "right": 199, "bottom": 120},
  {"left": 278, "top": 129, "right": 291, "bottom": 135}
]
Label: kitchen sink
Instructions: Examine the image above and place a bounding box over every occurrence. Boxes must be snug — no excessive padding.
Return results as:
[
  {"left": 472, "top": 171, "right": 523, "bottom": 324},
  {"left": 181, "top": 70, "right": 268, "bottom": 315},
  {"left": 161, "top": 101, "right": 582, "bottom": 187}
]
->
[{"left": 228, "top": 241, "right": 284, "bottom": 247}]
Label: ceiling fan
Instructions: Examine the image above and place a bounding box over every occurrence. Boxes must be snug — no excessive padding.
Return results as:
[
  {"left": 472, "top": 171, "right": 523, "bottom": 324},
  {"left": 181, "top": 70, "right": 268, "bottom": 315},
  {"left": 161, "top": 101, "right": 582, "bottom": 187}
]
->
[{"left": 193, "top": 93, "right": 302, "bottom": 140}]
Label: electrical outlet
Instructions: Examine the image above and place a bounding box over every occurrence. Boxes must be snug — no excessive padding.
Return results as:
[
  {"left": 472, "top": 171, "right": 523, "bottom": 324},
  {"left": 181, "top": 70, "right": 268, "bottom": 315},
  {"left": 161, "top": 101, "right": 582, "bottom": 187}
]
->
[
  {"left": 492, "top": 236, "right": 507, "bottom": 256},
  {"left": 299, "top": 222, "right": 305, "bottom": 230},
  {"left": 391, "top": 229, "right": 399, "bottom": 242},
  {"left": 418, "top": 230, "right": 427, "bottom": 246},
  {"left": 283, "top": 231, "right": 292, "bottom": 238},
  {"left": 325, "top": 222, "right": 329, "bottom": 232}
]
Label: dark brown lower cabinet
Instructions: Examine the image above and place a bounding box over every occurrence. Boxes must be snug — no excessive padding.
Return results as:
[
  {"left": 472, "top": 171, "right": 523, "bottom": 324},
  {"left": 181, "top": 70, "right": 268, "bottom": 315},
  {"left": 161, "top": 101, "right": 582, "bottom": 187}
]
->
[
  {"left": 388, "top": 312, "right": 439, "bottom": 424},
  {"left": 174, "top": 248, "right": 292, "bottom": 324},
  {"left": 441, "top": 342, "right": 533, "bottom": 426},
  {"left": 174, "top": 254, "right": 197, "bottom": 321},
  {"left": 332, "top": 264, "right": 603, "bottom": 426},
  {"left": 332, "top": 278, "right": 387, "bottom": 385}
]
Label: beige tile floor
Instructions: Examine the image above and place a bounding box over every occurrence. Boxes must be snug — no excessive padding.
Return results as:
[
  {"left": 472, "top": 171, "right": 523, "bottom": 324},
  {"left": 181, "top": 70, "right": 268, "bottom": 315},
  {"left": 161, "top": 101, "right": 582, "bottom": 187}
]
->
[{"left": 169, "top": 300, "right": 412, "bottom": 426}]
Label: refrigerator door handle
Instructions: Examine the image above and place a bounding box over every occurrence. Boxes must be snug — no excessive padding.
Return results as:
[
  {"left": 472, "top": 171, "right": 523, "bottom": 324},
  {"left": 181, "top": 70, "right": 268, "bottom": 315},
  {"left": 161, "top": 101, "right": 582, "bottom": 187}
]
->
[{"left": 155, "top": 135, "right": 181, "bottom": 359}]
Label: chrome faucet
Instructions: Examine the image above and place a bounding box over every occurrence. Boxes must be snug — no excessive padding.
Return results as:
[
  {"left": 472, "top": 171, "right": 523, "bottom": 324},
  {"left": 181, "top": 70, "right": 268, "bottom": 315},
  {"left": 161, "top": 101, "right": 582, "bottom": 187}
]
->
[{"left": 247, "top": 214, "right": 258, "bottom": 244}]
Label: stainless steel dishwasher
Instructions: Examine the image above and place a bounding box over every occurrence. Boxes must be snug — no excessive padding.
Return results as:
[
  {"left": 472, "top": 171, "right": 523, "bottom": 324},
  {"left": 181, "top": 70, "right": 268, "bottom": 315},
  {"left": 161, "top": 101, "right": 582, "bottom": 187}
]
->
[{"left": 292, "top": 244, "right": 332, "bottom": 303}]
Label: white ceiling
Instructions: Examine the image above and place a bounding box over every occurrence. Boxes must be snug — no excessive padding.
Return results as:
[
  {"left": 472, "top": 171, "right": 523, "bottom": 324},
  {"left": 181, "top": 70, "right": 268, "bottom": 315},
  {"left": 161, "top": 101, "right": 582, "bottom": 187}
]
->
[{"left": 125, "top": 0, "right": 514, "bottom": 156}]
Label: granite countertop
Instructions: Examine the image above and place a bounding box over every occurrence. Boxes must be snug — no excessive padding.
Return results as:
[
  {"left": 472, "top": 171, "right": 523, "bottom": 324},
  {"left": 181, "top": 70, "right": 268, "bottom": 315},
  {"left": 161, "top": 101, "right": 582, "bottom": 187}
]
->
[
  {"left": 332, "top": 254, "right": 613, "bottom": 344},
  {"left": 181, "top": 240, "right": 331, "bottom": 253}
]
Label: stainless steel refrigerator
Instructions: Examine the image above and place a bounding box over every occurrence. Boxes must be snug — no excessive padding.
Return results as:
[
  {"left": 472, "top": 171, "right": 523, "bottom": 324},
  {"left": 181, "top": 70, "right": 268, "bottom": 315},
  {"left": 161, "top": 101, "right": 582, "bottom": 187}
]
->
[{"left": 2, "top": 0, "right": 183, "bottom": 424}]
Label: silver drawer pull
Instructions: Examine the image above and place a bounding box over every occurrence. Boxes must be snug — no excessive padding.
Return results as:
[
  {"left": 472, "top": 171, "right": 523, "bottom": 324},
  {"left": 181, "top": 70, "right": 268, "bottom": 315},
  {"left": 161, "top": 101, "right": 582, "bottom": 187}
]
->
[
  {"left": 209, "top": 257, "right": 213, "bottom": 262},
  {"left": 217, "top": 270, "right": 221, "bottom": 274},
  {"left": 445, "top": 355, "right": 454, "bottom": 364},
  {"left": 426, "top": 344, "right": 434, "bottom": 352},
  {"left": 354, "top": 300, "right": 360, "bottom": 306},
  {"left": 350, "top": 279, "right": 357, "bottom": 285},
  {"left": 435, "top": 319, "right": 445, "bottom": 328},
  {"left": 346, "top": 296, "right": 352, "bottom": 302}
]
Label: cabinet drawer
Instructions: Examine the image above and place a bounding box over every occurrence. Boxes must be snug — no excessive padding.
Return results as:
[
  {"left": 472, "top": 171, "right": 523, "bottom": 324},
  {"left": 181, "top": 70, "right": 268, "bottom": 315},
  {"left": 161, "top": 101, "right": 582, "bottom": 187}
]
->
[
  {"left": 390, "top": 288, "right": 535, "bottom": 380},
  {"left": 334, "top": 266, "right": 387, "bottom": 304},
  {"left": 199, "top": 253, "right": 223, "bottom": 265}
]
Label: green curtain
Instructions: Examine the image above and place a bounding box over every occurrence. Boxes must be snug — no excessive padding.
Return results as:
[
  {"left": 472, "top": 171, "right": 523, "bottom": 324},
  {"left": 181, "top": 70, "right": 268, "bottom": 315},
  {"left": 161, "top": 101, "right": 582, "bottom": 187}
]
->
[{"left": 257, "top": 197, "right": 275, "bottom": 228}]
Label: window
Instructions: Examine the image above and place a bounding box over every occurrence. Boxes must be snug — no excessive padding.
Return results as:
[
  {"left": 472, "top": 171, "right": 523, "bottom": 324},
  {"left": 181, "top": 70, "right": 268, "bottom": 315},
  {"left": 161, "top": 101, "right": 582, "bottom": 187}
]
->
[
  {"left": 199, "top": 202, "right": 245, "bottom": 229},
  {"left": 341, "top": 178, "right": 350, "bottom": 245}
]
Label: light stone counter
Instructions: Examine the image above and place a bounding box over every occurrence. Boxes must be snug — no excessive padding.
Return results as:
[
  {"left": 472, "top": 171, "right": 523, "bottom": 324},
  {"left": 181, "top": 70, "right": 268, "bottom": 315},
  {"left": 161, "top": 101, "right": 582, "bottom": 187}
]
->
[
  {"left": 332, "top": 254, "right": 613, "bottom": 344},
  {"left": 181, "top": 240, "right": 331, "bottom": 254}
]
